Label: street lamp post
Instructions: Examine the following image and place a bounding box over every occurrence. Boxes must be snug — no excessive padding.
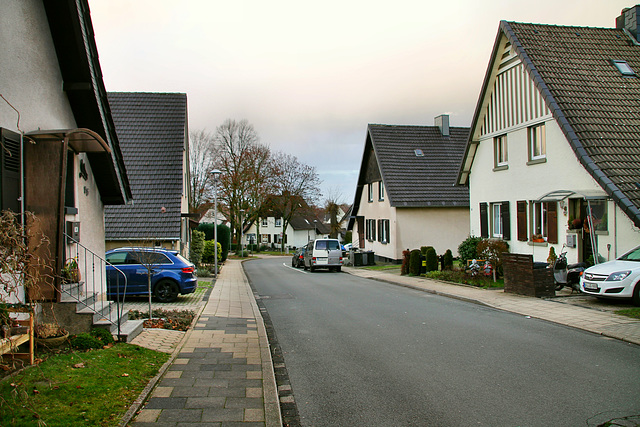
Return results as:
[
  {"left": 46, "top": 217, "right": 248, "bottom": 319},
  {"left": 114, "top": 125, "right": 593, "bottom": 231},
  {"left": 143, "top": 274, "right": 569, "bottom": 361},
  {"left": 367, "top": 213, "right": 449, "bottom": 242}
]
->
[
  {"left": 210, "top": 169, "right": 221, "bottom": 279},
  {"left": 313, "top": 219, "right": 318, "bottom": 239},
  {"left": 239, "top": 209, "right": 245, "bottom": 257}
]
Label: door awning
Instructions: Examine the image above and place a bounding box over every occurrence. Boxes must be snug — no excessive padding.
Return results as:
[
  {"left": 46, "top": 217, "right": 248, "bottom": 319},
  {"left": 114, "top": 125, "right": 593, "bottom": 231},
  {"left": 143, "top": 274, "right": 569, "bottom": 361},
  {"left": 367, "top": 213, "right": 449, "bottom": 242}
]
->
[
  {"left": 535, "top": 189, "right": 609, "bottom": 203},
  {"left": 26, "top": 128, "right": 111, "bottom": 153}
]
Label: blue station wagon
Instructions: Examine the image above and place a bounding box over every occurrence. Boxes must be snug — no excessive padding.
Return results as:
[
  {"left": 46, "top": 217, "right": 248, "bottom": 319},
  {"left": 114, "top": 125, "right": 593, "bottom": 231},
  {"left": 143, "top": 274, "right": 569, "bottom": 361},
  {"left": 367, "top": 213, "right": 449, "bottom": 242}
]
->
[{"left": 106, "top": 247, "right": 197, "bottom": 303}]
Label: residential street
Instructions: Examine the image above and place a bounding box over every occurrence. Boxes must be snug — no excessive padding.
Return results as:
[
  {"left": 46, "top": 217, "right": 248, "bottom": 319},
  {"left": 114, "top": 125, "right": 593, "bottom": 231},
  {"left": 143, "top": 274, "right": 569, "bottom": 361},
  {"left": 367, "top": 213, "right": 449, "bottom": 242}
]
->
[{"left": 244, "top": 257, "right": 640, "bottom": 426}]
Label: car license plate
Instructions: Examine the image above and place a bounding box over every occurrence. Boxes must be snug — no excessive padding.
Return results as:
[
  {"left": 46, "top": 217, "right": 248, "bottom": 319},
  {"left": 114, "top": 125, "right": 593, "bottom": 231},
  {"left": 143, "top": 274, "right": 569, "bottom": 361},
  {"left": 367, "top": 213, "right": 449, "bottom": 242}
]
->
[{"left": 584, "top": 282, "right": 598, "bottom": 291}]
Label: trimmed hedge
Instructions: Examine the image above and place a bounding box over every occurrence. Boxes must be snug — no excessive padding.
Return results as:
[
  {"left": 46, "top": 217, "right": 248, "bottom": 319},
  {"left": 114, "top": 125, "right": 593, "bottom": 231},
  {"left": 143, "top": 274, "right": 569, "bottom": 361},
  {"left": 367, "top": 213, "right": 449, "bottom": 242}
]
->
[{"left": 409, "top": 249, "right": 422, "bottom": 276}]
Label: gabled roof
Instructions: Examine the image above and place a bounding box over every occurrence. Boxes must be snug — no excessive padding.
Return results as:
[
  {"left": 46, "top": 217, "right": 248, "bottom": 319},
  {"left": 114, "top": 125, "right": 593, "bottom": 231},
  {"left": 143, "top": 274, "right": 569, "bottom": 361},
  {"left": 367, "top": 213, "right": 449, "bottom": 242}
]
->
[
  {"left": 349, "top": 124, "right": 470, "bottom": 226},
  {"left": 458, "top": 18, "right": 640, "bottom": 228},
  {"left": 105, "top": 92, "right": 188, "bottom": 240},
  {"left": 42, "top": 0, "right": 131, "bottom": 205},
  {"left": 289, "top": 215, "right": 330, "bottom": 234}
]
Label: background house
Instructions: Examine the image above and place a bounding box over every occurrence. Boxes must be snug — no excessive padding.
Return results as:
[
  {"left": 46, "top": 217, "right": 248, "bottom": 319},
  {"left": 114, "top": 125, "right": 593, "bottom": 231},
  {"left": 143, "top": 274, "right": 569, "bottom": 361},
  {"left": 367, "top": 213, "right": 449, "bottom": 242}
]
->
[
  {"left": 0, "top": 0, "right": 131, "bottom": 304},
  {"left": 349, "top": 116, "right": 470, "bottom": 263},
  {"left": 105, "top": 92, "right": 191, "bottom": 256},
  {"left": 245, "top": 214, "right": 329, "bottom": 250},
  {"left": 457, "top": 7, "right": 640, "bottom": 264}
]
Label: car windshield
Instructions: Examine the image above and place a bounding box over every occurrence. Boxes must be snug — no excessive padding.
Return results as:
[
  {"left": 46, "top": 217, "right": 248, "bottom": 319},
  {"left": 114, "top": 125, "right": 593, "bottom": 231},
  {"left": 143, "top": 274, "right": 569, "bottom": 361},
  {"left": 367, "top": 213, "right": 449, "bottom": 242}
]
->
[
  {"left": 316, "top": 240, "right": 340, "bottom": 250},
  {"left": 619, "top": 246, "right": 640, "bottom": 262}
]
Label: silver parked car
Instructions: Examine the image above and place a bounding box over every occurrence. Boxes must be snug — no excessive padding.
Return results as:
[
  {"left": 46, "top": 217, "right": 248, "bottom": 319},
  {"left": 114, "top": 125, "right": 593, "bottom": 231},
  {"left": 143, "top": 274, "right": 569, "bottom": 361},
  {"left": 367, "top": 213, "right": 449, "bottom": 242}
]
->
[{"left": 580, "top": 244, "right": 640, "bottom": 305}]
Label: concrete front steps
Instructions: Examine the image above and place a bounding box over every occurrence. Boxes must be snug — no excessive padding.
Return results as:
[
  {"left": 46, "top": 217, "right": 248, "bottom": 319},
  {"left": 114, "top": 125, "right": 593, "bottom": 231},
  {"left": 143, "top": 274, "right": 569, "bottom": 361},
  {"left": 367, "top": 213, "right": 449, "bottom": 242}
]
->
[{"left": 58, "top": 282, "right": 144, "bottom": 342}]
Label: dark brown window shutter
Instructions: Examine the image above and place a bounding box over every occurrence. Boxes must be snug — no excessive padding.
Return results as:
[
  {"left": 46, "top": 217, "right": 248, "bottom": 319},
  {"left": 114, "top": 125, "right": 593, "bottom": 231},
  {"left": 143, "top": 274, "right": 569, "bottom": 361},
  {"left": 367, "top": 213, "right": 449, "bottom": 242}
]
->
[
  {"left": 377, "top": 219, "right": 382, "bottom": 242},
  {"left": 1, "top": 128, "right": 21, "bottom": 213},
  {"left": 547, "top": 202, "right": 558, "bottom": 244},
  {"left": 501, "top": 201, "right": 511, "bottom": 240},
  {"left": 479, "top": 203, "right": 488, "bottom": 238},
  {"left": 517, "top": 201, "right": 528, "bottom": 241}
]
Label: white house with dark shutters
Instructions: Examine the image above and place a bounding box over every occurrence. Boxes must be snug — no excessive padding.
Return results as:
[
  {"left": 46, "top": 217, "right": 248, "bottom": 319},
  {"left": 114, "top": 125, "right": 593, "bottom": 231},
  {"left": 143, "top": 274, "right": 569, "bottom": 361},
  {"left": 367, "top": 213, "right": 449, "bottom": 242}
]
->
[
  {"left": 457, "top": 8, "right": 640, "bottom": 265},
  {"left": 348, "top": 116, "right": 471, "bottom": 263}
]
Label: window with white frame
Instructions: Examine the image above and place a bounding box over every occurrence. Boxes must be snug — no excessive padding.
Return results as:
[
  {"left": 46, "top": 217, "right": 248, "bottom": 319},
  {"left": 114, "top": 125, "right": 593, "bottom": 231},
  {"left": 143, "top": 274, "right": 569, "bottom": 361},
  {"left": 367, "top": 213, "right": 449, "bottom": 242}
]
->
[
  {"left": 491, "top": 203, "right": 503, "bottom": 238},
  {"left": 377, "top": 219, "right": 390, "bottom": 243},
  {"left": 261, "top": 218, "right": 268, "bottom": 227},
  {"left": 275, "top": 218, "right": 282, "bottom": 227},
  {"left": 368, "top": 183, "right": 373, "bottom": 202},
  {"left": 531, "top": 201, "right": 547, "bottom": 239},
  {"left": 365, "top": 219, "right": 376, "bottom": 241},
  {"left": 378, "top": 181, "right": 384, "bottom": 201},
  {"left": 528, "top": 123, "right": 546, "bottom": 161},
  {"left": 494, "top": 135, "right": 508, "bottom": 168}
]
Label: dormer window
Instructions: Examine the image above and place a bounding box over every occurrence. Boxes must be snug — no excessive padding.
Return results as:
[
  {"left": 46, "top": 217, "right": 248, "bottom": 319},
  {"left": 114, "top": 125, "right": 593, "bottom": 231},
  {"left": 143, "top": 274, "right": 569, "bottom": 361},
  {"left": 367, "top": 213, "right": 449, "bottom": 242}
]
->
[{"left": 612, "top": 60, "right": 636, "bottom": 77}]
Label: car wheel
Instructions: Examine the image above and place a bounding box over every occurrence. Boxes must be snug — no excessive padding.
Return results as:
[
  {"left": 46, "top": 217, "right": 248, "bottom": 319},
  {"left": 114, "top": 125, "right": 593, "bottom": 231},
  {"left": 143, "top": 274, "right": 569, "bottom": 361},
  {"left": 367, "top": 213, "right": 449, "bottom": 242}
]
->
[
  {"left": 154, "top": 279, "right": 179, "bottom": 303},
  {"left": 633, "top": 282, "right": 640, "bottom": 307},
  {"left": 292, "top": 259, "right": 296, "bottom": 267},
  {"left": 336, "top": 266, "right": 341, "bottom": 272},
  {"left": 309, "top": 264, "right": 315, "bottom": 272}
]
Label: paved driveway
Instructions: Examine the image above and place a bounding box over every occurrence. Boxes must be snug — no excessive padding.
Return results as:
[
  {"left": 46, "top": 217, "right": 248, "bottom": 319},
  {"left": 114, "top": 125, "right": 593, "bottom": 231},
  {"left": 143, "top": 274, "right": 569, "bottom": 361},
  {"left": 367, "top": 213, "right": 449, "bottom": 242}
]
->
[{"left": 122, "top": 278, "right": 214, "bottom": 313}]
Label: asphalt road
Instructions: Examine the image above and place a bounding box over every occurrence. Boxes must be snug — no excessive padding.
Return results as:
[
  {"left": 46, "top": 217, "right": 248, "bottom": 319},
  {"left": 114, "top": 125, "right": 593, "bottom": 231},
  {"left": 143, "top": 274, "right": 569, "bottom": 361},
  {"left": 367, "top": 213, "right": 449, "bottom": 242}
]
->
[{"left": 244, "top": 257, "right": 640, "bottom": 427}]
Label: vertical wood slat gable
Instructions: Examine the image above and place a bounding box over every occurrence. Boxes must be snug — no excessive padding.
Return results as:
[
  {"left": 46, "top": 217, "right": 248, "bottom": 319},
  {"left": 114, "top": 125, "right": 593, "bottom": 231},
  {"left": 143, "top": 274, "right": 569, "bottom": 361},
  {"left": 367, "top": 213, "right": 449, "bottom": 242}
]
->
[{"left": 479, "top": 42, "right": 551, "bottom": 138}]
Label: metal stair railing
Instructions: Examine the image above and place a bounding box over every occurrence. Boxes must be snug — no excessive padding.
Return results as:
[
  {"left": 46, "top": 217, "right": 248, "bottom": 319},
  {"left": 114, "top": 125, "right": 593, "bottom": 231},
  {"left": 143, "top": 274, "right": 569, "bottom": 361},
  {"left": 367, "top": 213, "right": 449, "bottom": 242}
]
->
[{"left": 63, "top": 234, "right": 128, "bottom": 340}]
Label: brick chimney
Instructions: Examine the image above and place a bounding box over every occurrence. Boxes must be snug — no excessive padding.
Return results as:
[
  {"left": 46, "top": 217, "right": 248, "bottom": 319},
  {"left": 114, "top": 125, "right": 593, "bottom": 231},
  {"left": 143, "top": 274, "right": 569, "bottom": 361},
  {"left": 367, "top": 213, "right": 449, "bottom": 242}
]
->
[
  {"left": 616, "top": 5, "right": 640, "bottom": 43},
  {"left": 435, "top": 114, "right": 449, "bottom": 137}
]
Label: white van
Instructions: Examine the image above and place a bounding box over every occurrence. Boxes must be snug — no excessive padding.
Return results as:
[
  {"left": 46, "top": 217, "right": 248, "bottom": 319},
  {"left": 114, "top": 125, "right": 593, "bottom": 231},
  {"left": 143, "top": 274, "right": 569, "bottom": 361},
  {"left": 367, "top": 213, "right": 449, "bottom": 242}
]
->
[{"left": 303, "top": 238, "right": 343, "bottom": 272}]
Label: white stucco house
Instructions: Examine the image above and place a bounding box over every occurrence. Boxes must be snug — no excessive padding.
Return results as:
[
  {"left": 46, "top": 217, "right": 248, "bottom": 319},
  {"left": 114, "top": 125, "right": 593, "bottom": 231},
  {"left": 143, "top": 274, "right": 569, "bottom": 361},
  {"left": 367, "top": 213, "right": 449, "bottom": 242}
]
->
[
  {"left": 0, "top": 1, "right": 138, "bottom": 339},
  {"left": 457, "top": 9, "right": 640, "bottom": 265},
  {"left": 245, "top": 214, "right": 329, "bottom": 250},
  {"left": 348, "top": 116, "right": 471, "bottom": 263}
]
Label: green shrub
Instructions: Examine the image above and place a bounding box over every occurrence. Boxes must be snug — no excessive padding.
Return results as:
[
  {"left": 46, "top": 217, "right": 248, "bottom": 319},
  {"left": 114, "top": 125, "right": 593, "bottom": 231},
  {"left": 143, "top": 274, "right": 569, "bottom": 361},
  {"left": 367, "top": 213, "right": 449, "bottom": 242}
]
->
[
  {"left": 425, "top": 247, "right": 438, "bottom": 272},
  {"left": 217, "top": 224, "right": 231, "bottom": 262},
  {"left": 90, "top": 327, "right": 115, "bottom": 345},
  {"left": 458, "top": 235, "right": 482, "bottom": 264},
  {"left": 421, "top": 246, "right": 434, "bottom": 256},
  {"left": 70, "top": 333, "right": 103, "bottom": 350},
  {"left": 443, "top": 249, "right": 454, "bottom": 270},
  {"left": 196, "top": 222, "right": 215, "bottom": 240},
  {"left": 190, "top": 229, "right": 205, "bottom": 266},
  {"left": 196, "top": 223, "right": 230, "bottom": 262},
  {"left": 401, "top": 249, "right": 411, "bottom": 275},
  {"left": 202, "top": 240, "right": 222, "bottom": 264},
  {"left": 409, "top": 249, "right": 422, "bottom": 276}
]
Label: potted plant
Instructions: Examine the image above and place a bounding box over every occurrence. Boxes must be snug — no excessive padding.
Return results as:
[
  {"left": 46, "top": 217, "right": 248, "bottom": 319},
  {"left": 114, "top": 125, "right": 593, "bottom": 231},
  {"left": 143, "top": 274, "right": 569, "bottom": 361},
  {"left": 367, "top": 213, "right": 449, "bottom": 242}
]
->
[
  {"left": 34, "top": 323, "right": 69, "bottom": 347},
  {"left": 61, "top": 258, "right": 80, "bottom": 283},
  {"left": 532, "top": 234, "right": 545, "bottom": 243}
]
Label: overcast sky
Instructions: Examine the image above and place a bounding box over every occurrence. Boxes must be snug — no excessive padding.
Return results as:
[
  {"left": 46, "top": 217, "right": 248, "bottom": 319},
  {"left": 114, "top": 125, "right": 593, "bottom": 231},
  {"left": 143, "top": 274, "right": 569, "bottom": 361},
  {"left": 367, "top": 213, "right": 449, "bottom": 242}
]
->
[{"left": 89, "top": 0, "right": 632, "bottom": 205}]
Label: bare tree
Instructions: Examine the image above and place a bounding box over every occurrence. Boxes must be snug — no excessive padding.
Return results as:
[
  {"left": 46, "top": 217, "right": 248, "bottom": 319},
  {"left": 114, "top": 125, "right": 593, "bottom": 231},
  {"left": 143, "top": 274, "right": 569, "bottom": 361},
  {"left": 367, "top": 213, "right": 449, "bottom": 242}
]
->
[
  {"left": 270, "top": 152, "right": 322, "bottom": 251},
  {"left": 214, "top": 119, "right": 271, "bottom": 247},
  {"left": 189, "top": 129, "right": 219, "bottom": 215}
]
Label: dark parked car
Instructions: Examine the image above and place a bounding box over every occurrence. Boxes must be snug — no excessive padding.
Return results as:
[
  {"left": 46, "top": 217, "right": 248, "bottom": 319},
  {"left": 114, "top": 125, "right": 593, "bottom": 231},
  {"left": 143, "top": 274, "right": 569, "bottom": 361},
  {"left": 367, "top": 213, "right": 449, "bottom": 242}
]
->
[
  {"left": 291, "top": 247, "right": 306, "bottom": 268},
  {"left": 105, "top": 247, "right": 197, "bottom": 303}
]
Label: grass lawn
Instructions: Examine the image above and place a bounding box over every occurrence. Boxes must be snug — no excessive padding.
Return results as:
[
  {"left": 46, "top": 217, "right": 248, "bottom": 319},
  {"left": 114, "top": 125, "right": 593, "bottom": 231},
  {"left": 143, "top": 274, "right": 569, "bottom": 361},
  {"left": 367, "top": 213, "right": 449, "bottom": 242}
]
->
[
  {"left": 615, "top": 308, "right": 640, "bottom": 320},
  {"left": 361, "top": 264, "right": 401, "bottom": 272},
  {"left": 0, "top": 344, "right": 169, "bottom": 426}
]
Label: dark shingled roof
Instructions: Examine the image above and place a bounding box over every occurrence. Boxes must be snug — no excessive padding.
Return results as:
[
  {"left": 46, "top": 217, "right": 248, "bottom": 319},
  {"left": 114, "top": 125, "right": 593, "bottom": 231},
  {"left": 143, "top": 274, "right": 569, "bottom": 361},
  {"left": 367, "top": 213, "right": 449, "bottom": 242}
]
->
[
  {"left": 105, "top": 92, "right": 187, "bottom": 240},
  {"left": 369, "top": 124, "right": 470, "bottom": 207},
  {"left": 461, "top": 19, "right": 640, "bottom": 228},
  {"left": 349, "top": 124, "right": 470, "bottom": 228}
]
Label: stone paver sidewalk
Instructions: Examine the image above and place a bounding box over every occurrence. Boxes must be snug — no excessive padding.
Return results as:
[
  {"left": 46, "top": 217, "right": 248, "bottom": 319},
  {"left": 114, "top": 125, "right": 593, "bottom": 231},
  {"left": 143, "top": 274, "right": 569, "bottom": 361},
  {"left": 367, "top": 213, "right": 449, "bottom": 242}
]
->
[{"left": 127, "top": 260, "right": 281, "bottom": 426}]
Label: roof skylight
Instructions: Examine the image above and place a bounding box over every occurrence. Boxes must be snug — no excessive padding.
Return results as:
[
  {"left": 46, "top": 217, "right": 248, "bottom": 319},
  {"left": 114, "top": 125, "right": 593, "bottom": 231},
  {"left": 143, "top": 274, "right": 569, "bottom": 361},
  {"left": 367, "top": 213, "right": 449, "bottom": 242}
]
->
[
  {"left": 612, "top": 60, "right": 636, "bottom": 76},
  {"left": 414, "top": 149, "right": 424, "bottom": 157}
]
